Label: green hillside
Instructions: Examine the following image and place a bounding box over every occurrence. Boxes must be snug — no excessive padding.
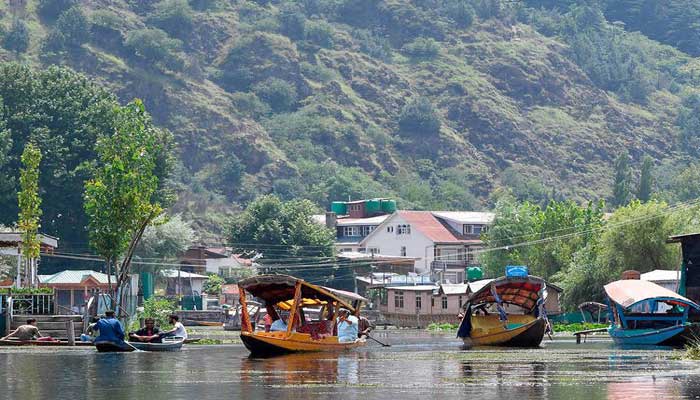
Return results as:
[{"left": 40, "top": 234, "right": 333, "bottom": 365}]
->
[{"left": 1, "top": 0, "right": 700, "bottom": 243}]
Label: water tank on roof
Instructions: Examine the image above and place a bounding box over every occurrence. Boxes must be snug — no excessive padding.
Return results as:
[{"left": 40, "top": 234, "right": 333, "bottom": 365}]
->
[
  {"left": 365, "top": 199, "right": 381, "bottom": 215},
  {"left": 380, "top": 199, "right": 397, "bottom": 213},
  {"left": 466, "top": 267, "right": 483, "bottom": 282},
  {"left": 331, "top": 202, "right": 347, "bottom": 215}
]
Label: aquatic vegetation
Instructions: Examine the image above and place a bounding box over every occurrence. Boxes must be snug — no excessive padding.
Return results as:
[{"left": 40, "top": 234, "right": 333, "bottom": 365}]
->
[
  {"left": 683, "top": 334, "right": 700, "bottom": 360},
  {"left": 551, "top": 323, "right": 608, "bottom": 333},
  {"left": 426, "top": 323, "right": 459, "bottom": 331}
]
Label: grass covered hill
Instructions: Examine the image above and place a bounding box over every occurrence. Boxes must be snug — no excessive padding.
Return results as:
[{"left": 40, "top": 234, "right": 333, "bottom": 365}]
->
[{"left": 1, "top": 0, "right": 700, "bottom": 242}]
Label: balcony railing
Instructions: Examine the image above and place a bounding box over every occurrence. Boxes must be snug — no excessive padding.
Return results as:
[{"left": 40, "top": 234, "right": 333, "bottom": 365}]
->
[{"left": 430, "top": 260, "right": 479, "bottom": 270}]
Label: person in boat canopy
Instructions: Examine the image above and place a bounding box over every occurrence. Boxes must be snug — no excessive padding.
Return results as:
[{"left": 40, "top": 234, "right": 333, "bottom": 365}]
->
[
  {"left": 80, "top": 316, "right": 100, "bottom": 342},
  {"left": 161, "top": 314, "right": 188, "bottom": 340},
  {"left": 270, "top": 315, "right": 288, "bottom": 332},
  {"left": 94, "top": 310, "right": 126, "bottom": 346},
  {"left": 2, "top": 318, "right": 42, "bottom": 341},
  {"left": 129, "top": 318, "right": 162, "bottom": 343},
  {"left": 336, "top": 308, "right": 359, "bottom": 343}
]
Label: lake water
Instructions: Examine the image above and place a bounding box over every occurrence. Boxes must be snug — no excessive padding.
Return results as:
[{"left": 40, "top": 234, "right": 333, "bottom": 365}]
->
[{"left": 1, "top": 330, "right": 699, "bottom": 400}]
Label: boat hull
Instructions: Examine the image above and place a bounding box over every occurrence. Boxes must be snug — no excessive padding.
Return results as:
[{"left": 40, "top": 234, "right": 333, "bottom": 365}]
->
[
  {"left": 128, "top": 338, "right": 184, "bottom": 352},
  {"left": 95, "top": 341, "right": 134, "bottom": 352},
  {"left": 609, "top": 324, "right": 700, "bottom": 347},
  {"left": 241, "top": 331, "right": 366, "bottom": 356},
  {"left": 463, "top": 316, "right": 546, "bottom": 347}
]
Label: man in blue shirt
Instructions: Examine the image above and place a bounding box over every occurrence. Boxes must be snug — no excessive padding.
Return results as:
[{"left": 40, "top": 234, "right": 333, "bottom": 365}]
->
[
  {"left": 94, "top": 310, "right": 126, "bottom": 347},
  {"left": 336, "top": 309, "right": 358, "bottom": 343}
]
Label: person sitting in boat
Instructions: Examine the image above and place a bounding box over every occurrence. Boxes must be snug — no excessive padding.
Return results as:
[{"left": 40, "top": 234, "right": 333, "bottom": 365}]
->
[
  {"left": 1, "top": 318, "right": 42, "bottom": 341},
  {"left": 160, "top": 314, "right": 188, "bottom": 340},
  {"left": 358, "top": 315, "right": 373, "bottom": 338},
  {"left": 336, "top": 309, "right": 359, "bottom": 343},
  {"left": 94, "top": 310, "right": 127, "bottom": 347},
  {"left": 80, "top": 316, "right": 100, "bottom": 343},
  {"left": 270, "top": 316, "right": 288, "bottom": 332},
  {"left": 129, "top": 318, "right": 162, "bottom": 343}
]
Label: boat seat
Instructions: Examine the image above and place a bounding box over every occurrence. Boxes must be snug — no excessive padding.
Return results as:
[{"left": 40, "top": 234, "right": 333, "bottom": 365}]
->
[{"left": 296, "top": 321, "right": 332, "bottom": 340}]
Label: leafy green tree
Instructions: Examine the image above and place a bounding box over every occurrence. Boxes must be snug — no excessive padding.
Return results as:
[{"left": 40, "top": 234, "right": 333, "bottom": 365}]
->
[
  {"left": 84, "top": 99, "right": 174, "bottom": 312},
  {"left": 3, "top": 20, "right": 30, "bottom": 53},
  {"left": 252, "top": 78, "right": 297, "bottom": 113},
  {"left": 401, "top": 37, "right": 440, "bottom": 59},
  {"left": 147, "top": 0, "right": 194, "bottom": 40},
  {"left": 135, "top": 214, "right": 195, "bottom": 261},
  {"left": 45, "top": 7, "right": 90, "bottom": 50},
  {"left": 637, "top": 156, "right": 653, "bottom": 202},
  {"left": 203, "top": 274, "right": 224, "bottom": 295},
  {"left": 305, "top": 20, "right": 334, "bottom": 48},
  {"left": 611, "top": 151, "right": 631, "bottom": 207},
  {"left": 215, "top": 154, "right": 245, "bottom": 199},
  {"left": 37, "top": 0, "right": 77, "bottom": 20},
  {"left": 17, "top": 143, "right": 42, "bottom": 287},
  {"left": 677, "top": 93, "right": 700, "bottom": 155},
  {"left": 278, "top": 3, "right": 306, "bottom": 40},
  {"left": 398, "top": 97, "right": 441, "bottom": 136},
  {"left": 125, "top": 28, "right": 184, "bottom": 71}
]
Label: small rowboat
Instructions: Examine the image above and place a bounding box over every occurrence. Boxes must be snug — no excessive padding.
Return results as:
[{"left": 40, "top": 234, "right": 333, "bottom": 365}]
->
[
  {"left": 95, "top": 340, "right": 134, "bottom": 352},
  {"left": 238, "top": 274, "right": 369, "bottom": 356},
  {"left": 128, "top": 337, "right": 184, "bottom": 352}
]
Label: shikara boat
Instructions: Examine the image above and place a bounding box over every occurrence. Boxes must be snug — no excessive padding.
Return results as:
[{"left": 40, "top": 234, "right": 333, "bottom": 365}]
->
[
  {"left": 457, "top": 274, "right": 548, "bottom": 347},
  {"left": 605, "top": 279, "right": 700, "bottom": 347},
  {"left": 128, "top": 337, "right": 184, "bottom": 352},
  {"left": 238, "top": 274, "right": 368, "bottom": 356}
]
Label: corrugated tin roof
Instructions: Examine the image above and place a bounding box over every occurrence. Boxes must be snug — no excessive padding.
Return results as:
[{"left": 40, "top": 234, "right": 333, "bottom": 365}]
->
[
  {"left": 440, "top": 283, "right": 470, "bottom": 295},
  {"left": 161, "top": 270, "right": 209, "bottom": 279},
  {"left": 398, "top": 211, "right": 466, "bottom": 243},
  {"left": 38, "top": 270, "right": 113, "bottom": 285},
  {"left": 385, "top": 285, "right": 438, "bottom": 291},
  {"left": 431, "top": 211, "right": 495, "bottom": 225},
  {"left": 336, "top": 215, "right": 390, "bottom": 226}
]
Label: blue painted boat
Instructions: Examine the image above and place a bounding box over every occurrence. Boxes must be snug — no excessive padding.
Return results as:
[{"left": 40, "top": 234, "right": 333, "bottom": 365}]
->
[{"left": 605, "top": 279, "right": 700, "bottom": 347}]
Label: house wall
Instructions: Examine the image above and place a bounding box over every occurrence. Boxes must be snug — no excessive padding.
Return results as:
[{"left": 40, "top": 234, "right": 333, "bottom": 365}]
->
[
  {"left": 380, "top": 288, "right": 466, "bottom": 327},
  {"left": 205, "top": 257, "right": 241, "bottom": 274},
  {"left": 362, "top": 214, "right": 434, "bottom": 273}
]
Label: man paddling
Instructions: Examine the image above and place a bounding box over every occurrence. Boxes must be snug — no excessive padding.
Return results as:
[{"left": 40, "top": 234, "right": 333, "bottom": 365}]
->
[
  {"left": 94, "top": 310, "right": 127, "bottom": 348},
  {"left": 160, "top": 314, "right": 188, "bottom": 340},
  {"left": 336, "top": 309, "right": 359, "bottom": 343}
]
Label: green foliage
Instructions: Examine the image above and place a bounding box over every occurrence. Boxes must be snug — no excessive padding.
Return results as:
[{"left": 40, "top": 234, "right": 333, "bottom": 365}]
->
[
  {"left": 305, "top": 20, "right": 334, "bottom": 48},
  {"left": 637, "top": 156, "right": 653, "bottom": 202},
  {"left": 612, "top": 152, "right": 631, "bottom": 207},
  {"left": 37, "top": 0, "right": 77, "bottom": 20},
  {"left": 132, "top": 297, "right": 176, "bottom": 331},
  {"left": 252, "top": 78, "right": 298, "bottom": 113},
  {"left": 0, "top": 287, "right": 53, "bottom": 295},
  {"left": 135, "top": 214, "right": 195, "bottom": 262},
  {"left": 3, "top": 20, "right": 30, "bottom": 53},
  {"left": 45, "top": 7, "right": 90, "bottom": 51},
  {"left": 278, "top": 3, "right": 306, "bottom": 40},
  {"left": 203, "top": 274, "right": 224, "bottom": 294},
  {"left": 147, "top": 0, "right": 195, "bottom": 40},
  {"left": 402, "top": 37, "right": 440, "bottom": 59},
  {"left": 353, "top": 29, "right": 392, "bottom": 61},
  {"left": 214, "top": 154, "right": 245, "bottom": 199},
  {"left": 426, "top": 322, "right": 459, "bottom": 331},
  {"left": 500, "top": 168, "right": 550, "bottom": 205},
  {"left": 125, "top": 28, "right": 184, "bottom": 71},
  {"left": 18, "top": 143, "right": 42, "bottom": 260},
  {"left": 551, "top": 322, "right": 608, "bottom": 333},
  {"left": 677, "top": 93, "right": 700, "bottom": 155},
  {"left": 231, "top": 92, "right": 271, "bottom": 118},
  {"left": 398, "top": 97, "right": 441, "bottom": 136}
]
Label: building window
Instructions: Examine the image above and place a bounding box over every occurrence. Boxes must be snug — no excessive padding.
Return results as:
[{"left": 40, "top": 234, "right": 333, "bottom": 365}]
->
[
  {"left": 368, "top": 247, "right": 380, "bottom": 255},
  {"left": 458, "top": 296, "right": 463, "bottom": 308},
  {"left": 400, "top": 246, "right": 407, "bottom": 257},
  {"left": 387, "top": 226, "right": 394, "bottom": 233},
  {"left": 431, "top": 297, "right": 435, "bottom": 307},
  {"left": 416, "top": 294, "right": 422, "bottom": 310},
  {"left": 394, "top": 291, "right": 404, "bottom": 308},
  {"left": 464, "top": 224, "right": 486, "bottom": 235},
  {"left": 342, "top": 226, "right": 360, "bottom": 237},
  {"left": 442, "top": 296, "right": 448, "bottom": 309},
  {"left": 362, "top": 225, "right": 375, "bottom": 236},
  {"left": 339, "top": 248, "right": 353, "bottom": 253},
  {"left": 380, "top": 289, "right": 388, "bottom": 306},
  {"left": 397, "top": 224, "right": 411, "bottom": 235},
  {"left": 358, "top": 247, "right": 366, "bottom": 253}
]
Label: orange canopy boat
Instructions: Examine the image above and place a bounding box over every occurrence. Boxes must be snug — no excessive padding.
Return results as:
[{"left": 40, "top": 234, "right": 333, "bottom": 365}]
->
[{"left": 238, "top": 275, "right": 368, "bottom": 356}]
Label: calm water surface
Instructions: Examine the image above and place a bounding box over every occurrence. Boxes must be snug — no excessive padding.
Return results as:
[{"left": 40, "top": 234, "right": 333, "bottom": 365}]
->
[{"left": 1, "top": 331, "right": 699, "bottom": 400}]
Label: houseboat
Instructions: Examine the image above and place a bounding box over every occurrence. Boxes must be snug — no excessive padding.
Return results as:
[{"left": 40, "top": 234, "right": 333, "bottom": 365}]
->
[
  {"left": 605, "top": 279, "right": 700, "bottom": 346},
  {"left": 237, "top": 275, "right": 368, "bottom": 356},
  {"left": 457, "top": 271, "right": 548, "bottom": 347}
]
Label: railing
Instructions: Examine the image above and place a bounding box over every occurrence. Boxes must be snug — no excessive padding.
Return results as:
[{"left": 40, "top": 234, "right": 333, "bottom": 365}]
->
[
  {"left": 1, "top": 293, "right": 55, "bottom": 315},
  {"left": 430, "top": 260, "right": 474, "bottom": 270}
]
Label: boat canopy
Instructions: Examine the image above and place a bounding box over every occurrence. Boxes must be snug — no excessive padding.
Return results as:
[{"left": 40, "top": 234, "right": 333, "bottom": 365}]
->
[
  {"left": 238, "top": 274, "right": 367, "bottom": 313},
  {"left": 604, "top": 279, "right": 700, "bottom": 310},
  {"left": 467, "top": 275, "right": 545, "bottom": 311}
]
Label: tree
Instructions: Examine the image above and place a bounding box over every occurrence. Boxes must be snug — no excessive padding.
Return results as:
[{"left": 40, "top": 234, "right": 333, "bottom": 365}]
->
[
  {"left": 278, "top": 3, "right": 306, "bottom": 40},
  {"left": 398, "top": 97, "right": 441, "bottom": 136},
  {"left": 637, "top": 156, "right": 653, "bottom": 202},
  {"left": 135, "top": 214, "right": 195, "bottom": 262},
  {"left": 401, "top": 37, "right": 440, "bottom": 59},
  {"left": 17, "top": 143, "right": 41, "bottom": 287},
  {"left": 37, "top": 0, "right": 77, "bottom": 20},
  {"left": 3, "top": 20, "right": 30, "bottom": 53},
  {"left": 45, "top": 7, "right": 90, "bottom": 51},
  {"left": 84, "top": 99, "right": 174, "bottom": 314},
  {"left": 611, "top": 151, "right": 631, "bottom": 207},
  {"left": 125, "top": 28, "right": 184, "bottom": 71},
  {"left": 252, "top": 78, "right": 297, "bottom": 113},
  {"left": 677, "top": 93, "right": 700, "bottom": 155},
  {"left": 147, "top": 0, "right": 194, "bottom": 40},
  {"left": 202, "top": 274, "right": 223, "bottom": 295}
]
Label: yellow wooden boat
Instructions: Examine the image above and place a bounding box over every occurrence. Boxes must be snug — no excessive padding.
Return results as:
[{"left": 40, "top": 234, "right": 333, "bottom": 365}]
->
[
  {"left": 238, "top": 275, "right": 368, "bottom": 356},
  {"left": 457, "top": 274, "right": 548, "bottom": 347}
]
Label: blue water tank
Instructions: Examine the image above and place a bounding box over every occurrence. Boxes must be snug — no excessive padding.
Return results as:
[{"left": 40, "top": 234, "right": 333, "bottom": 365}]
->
[{"left": 505, "top": 265, "right": 529, "bottom": 278}]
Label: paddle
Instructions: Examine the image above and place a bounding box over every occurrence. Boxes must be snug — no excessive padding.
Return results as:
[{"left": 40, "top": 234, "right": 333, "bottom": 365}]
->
[{"left": 366, "top": 334, "right": 391, "bottom": 347}]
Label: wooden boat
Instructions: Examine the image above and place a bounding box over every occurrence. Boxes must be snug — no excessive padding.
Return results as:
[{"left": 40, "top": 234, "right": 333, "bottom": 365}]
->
[
  {"left": 457, "top": 274, "right": 548, "bottom": 347},
  {"left": 238, "top": 274, "right": 368, "bottom": 356},
  {"left": 183, "top": 320, "right": 222, "bottom": 327},
  {"left": 0, "top": 339, "right": 93, "bottom": 347},
  {"left": 128, "top": 337, "right": 184, "bottom": 352},
  {"left": 95, "top": 340, "right": 135, "bottom": 352},
  {"left": 605, "top": 279, "right": 700, "bottom": 347}
]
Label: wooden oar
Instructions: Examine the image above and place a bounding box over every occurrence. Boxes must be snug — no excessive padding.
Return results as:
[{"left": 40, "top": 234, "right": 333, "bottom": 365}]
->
[{"left": 366, "top": 334, "right": 391, "bottom": 347}]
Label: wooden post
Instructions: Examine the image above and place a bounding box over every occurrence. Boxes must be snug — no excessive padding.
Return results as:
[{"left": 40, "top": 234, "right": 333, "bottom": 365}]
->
[
  {"left": 286, "top": 281, "right": 302, "bottom": 337},
  {"left": 238, "top": 285, "right": 252, "bottom": 333},
  {"left": 66, "top": 320, "right": 75, "bottom": 346}
]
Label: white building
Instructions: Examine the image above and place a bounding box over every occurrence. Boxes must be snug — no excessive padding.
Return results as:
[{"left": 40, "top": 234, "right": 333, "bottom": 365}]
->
[
  {"left": 641, "top": 269, "right": 681, "bottom": 292},
  {"left": 359, "top": 210, "right": 494, "bottom": 283}
]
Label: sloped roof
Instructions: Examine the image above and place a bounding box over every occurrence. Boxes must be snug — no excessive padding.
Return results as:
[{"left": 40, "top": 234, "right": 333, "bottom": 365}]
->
[
  {"left": 336, "top": 215, "right": 390, "bottom": 226},
  {"left": 439, "top": 283, "right": 470, "bottom": 295},
  {"left": 38, "top": 270, "right": 113, "bottom": 285},
  {"left": 398, "top": 211, "right": 467, "bottom": 243},
  {"left": 431, "top": 211, "right": 495, "bottom": 225},
  {"left": 161, "top": 270, "right": 209, "bottom": 279},
  {"left": 605, "top": 279, "right": 699, "bottom": 309},
  {"left": 641, "top": 269, "right": 680, "bottom": 283}
]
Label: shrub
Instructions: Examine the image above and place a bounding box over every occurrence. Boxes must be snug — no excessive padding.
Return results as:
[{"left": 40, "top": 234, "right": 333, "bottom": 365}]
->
[
  {"left": 231, "top": 92, "right": 271, "bottom": 118},
  {"left": 252, "top": 77, "right": 297, "bottom": 113},
  {"left": 189, "top": 0, "right": 219, "bottom": 11},
  {"left": 402, "top": 37, "right": 440, "bottom": 59},
  {"left": 147, "top": 0, "right": 194, "bottom": 39},
  {"left": 398, "top": 97, "right": 440, "bottom": 135},
  {"left": 305, "top": 20, "right": 334, "bottom": 48},
  {"left": 278, "top": 4, "right": 306, "bottom": 40},
  {"left": 45, "top": 7, "right": 90, "bottom": 50},
  {"left": 37, "top": 0, "right": 77, "bottom": 20},
  {"left": 353, "top": 29, "right": 392, "bottom": 61},
  {"left": 125, "top": 28, "right": 185, "bottom": 71},
  {"left": 129, "top": 297, "right": 176, "bottom": 331},
  {"left": 3, "top": 19, "right": 30, "bottom": 53}
]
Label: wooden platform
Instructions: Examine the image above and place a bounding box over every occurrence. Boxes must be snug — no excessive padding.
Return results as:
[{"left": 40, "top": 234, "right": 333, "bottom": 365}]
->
[{"left": 573, "top": 327, "right": 609, "bottom": 344}]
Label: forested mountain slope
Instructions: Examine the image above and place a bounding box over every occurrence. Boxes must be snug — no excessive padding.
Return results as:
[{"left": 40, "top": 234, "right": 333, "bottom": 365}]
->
[{"left": 1, "top": 0, "right": 700, "bottom": 243}]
